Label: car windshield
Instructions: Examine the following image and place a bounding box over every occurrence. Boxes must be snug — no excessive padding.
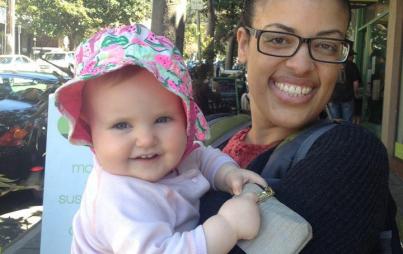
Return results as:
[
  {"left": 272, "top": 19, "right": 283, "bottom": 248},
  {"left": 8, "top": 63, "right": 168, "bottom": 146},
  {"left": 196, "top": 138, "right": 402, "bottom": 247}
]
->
[
  {"left": 44, "top": 53, "right": 65, "bottom": 60},
  {"left": 0, "top": 75, "right": 61, "bottom": 101},
  {"left": 0, "top": 99, "right": 33, "bottom": 112},
  {"left": 0, "top": 57, "right": 13, "bottom": 64}
]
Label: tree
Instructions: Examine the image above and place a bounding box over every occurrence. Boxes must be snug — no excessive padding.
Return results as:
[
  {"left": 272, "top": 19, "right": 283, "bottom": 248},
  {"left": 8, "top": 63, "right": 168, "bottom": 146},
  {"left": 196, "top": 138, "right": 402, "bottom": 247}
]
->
[
  {"left": 214, "top": 0, "right": 243, "bottom": 68},
  {"left": 204, "top": 0, "right": 216, "bottom": 75},
  {"left": 151, "top": 0, "right": 187, "bottom": 54},
  {"left": 85, "top": 0, "right": 151, "bottom": 28},
  {"left": 184, "top": 15, "right": 208, "bottom": 60},
  {"left": 17, "top": 0, "right": 93, "bottom": 49},
  {"left": 16, "top": 0, "right": 151, "bottom": 49},
  {"left": 183, "top": 0, "right": 243, "bottom": 69}
]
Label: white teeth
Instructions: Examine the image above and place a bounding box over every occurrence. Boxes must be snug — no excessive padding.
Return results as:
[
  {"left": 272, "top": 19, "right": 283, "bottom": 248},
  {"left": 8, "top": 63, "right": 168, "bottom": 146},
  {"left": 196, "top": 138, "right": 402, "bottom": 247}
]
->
[
  {"left": 139, "top": 154, "right": 155, "bottom": 159},
  {"left": 275, "top": 82, "right": 312, "bottom": 96}
]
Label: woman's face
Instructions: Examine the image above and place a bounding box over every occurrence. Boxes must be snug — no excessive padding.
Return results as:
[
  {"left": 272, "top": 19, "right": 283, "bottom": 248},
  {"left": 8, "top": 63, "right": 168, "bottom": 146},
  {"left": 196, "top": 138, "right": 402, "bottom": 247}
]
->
[{"left": 238, "top": 0, "right": 349, "bottom": 130}]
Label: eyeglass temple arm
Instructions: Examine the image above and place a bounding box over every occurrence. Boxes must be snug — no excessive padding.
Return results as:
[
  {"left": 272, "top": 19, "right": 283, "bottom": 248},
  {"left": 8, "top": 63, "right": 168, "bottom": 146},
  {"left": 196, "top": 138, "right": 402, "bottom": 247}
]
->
[{"left": 244, "top": 26, "right": 258, "bottom": 38}]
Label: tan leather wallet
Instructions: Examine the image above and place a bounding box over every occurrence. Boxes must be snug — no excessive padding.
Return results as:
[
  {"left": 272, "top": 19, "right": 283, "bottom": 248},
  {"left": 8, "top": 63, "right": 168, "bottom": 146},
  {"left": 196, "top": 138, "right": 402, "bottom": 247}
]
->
[{"left": 237, "top": 183, "right": 312, "bottom": 254}]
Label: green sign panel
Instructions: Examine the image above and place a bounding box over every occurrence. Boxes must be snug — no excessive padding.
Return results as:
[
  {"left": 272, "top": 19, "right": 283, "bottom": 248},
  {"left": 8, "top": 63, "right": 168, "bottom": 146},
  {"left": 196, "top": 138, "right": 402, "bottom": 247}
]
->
[{"left": 395, "top": 142, "right": 403, "bottom": 160}]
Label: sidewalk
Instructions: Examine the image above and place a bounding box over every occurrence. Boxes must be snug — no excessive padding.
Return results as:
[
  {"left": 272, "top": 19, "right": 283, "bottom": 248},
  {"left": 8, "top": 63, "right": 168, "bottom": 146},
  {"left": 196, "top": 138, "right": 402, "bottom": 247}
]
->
[
  {"left": 2, "top": 222, "right": 41, "bottom": 254},
  {"left": 2, "top": 172, "right": 403, "bottom": 254},
  {"left": 0, "top": 206, "right": 42, "bottom": 254}
]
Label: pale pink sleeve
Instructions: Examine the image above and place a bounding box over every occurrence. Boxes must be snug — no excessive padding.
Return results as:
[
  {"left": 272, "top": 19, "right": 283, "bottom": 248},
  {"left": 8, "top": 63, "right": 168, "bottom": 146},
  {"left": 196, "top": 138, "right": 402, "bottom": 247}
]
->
[
  {"left": 190, "top": 144, "right": 238, "bottom": 189},
  {"left": 72, "top": 170, "right": 208, "bottom": 254}
]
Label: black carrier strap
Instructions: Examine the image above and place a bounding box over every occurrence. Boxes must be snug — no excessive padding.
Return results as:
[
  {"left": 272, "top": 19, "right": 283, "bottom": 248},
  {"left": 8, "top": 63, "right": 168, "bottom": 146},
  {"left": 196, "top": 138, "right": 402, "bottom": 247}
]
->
[
  {"left": 258, "top": 119, "right": 402, "bottom": 253},
  {"left": 260, "top": 120, "right": 337, "bottom": 188}
]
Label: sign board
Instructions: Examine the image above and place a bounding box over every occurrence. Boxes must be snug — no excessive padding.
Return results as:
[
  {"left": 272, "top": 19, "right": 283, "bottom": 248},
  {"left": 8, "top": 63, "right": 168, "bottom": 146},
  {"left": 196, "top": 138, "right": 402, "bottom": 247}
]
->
[
  {"left": 40, "top": 94, "right": 92, "bottom": 254},
  {"left": 350, "top": 0, "right": 378, "bottom": 8},
  {"left": 395, "top": 142, "right": 403, "bottom": 160},
  {"left": 190, "top": 0, "right": 203, "bottom": 10},
  {"left": 0, "top": 7, "right": 6, "bottom": 24}
]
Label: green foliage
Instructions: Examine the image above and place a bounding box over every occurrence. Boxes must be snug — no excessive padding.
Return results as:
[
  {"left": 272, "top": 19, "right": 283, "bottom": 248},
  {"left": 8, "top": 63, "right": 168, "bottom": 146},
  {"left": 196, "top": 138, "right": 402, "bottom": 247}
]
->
[
  {"left": 184, "top": 0, "right": 242, "bottom": 61},
  {"left": 16, "top": 0, "right": 151, "bottom": 47},
  {"left": 214, "top": 0, "right": 243, "bottom": 54},
  {"left": 0, "top": 174, "right": 28, "bottom": 197},
  {"left": 184, "top": 6, "right": 205, "bottom": 60},
  {"left": 85, "top": 0, "right": 151, "bottom": 28},
  {"left": 17, "top": 0, "right": 91, "bottom": 39},
  {"left": 184, "top": 18, "right": 212, "bottom": 60},
  {"left": 184, "top": 22, "right": 199, "bottom": 59}
]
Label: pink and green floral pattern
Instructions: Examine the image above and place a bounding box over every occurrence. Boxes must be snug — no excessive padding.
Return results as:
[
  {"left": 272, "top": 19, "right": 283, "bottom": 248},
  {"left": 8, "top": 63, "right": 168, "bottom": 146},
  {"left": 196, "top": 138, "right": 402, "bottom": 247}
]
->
[{"left": 55, "top": 24, "right": 208, "bottom": 146}]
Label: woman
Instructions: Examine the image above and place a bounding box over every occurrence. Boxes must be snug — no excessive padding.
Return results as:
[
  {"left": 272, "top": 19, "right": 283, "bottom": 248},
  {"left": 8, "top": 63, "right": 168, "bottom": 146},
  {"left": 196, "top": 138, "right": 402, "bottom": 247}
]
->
[{"left": 200, "top": 0, "right": 401, "bottom": 253}]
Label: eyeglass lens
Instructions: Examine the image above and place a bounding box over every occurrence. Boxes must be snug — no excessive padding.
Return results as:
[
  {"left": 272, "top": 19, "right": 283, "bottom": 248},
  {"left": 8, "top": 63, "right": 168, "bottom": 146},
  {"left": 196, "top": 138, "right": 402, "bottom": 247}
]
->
[{"left": 259, "top": 31, "right": 349, "bottom": 62}]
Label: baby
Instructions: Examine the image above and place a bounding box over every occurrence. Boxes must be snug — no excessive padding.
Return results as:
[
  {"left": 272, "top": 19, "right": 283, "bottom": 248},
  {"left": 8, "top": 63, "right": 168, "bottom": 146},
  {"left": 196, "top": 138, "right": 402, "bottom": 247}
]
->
[{"left": 55, "top": 24, "right": 266, "bottom": 254}]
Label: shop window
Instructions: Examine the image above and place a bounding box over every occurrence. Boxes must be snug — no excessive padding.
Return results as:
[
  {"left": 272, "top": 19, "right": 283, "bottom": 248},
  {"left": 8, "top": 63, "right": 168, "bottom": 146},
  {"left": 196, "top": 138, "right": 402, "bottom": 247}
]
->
[{"left": 364, "top": 0, "right": 389, "bottom": 23}]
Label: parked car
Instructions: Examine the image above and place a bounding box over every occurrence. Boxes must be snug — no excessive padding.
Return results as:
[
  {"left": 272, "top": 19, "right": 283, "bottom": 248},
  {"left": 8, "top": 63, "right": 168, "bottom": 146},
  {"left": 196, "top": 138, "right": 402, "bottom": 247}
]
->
[
  {"left": 0, "top": 71, "right": 68, "bottom": 198},
  {"left": 0, "top": 55, "right": 40, "bottom": 72},
  {"left": 32, "top": 47, "right": 64, "bottom": 61},
  {"left": 37, "top": 51, "right": 75, "bottom": 75}
]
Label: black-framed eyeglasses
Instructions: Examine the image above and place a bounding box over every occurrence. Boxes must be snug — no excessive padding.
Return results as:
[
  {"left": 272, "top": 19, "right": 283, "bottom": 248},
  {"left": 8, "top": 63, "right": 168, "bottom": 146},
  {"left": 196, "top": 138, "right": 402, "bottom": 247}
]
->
[{"left": 245, "top": 26, "right": 352, "bottom": 64}]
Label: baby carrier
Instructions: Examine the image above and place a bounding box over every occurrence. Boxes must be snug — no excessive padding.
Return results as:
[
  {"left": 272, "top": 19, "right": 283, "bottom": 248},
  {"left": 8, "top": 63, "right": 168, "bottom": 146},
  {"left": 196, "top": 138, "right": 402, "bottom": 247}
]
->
[{"left": 256, "top": 120, "right": 402, "bottom": 253}]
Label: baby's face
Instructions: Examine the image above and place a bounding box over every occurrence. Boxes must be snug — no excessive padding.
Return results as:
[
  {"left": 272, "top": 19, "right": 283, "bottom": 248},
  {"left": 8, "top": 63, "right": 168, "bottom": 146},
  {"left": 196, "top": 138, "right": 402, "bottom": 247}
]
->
[{"left": 84, "top": 69, "right": 188, "bottom": 182}]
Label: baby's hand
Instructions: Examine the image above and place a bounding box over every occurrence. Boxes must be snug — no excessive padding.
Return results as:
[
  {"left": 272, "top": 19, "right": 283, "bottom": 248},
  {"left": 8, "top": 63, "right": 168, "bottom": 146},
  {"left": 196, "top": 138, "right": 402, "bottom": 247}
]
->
[
  {"left": 223, "top": 165, "right": 267, "bottom": 195},
  {"left": 218, "top": 192, "right": 261, "bottom": 240}
]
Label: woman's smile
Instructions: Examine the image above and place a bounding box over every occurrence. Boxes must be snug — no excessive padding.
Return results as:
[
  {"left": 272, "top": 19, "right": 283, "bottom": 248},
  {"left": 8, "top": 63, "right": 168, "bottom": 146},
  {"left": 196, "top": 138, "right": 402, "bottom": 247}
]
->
[
  {"left": 274, "top": 82, "right": 312, "bottom": 97},
  {"left": 269, "top": 78, "right": 317, "bottom": 105}
]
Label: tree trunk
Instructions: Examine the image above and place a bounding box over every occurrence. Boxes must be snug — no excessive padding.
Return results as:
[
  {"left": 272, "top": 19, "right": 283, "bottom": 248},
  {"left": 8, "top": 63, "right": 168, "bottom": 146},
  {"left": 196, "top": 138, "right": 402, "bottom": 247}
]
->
[
  {"left": 5, "top": 0, "right": 16, "bottom": 54},
  {"left": 174, "top": 2, "right": 186, "bottom": 54},
  {"left": 206, "top": 0, "right": 215, "bottom": 36},
  {"left": 151, "top": 0, "right": 186, "bottom": 54},
  {"left": 225, "top": 34, "right": 236, "bottom": 70},
  {"left": 151, "top": 0, "right": 166, "bottom": 36},
  {"left": 205, "top": 0, "right": 216, "bottom": 76}
]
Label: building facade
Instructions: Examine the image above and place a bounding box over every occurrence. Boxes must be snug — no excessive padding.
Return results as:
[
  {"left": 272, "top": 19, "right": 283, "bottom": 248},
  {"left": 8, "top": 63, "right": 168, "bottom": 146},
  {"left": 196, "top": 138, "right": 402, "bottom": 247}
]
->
[{"left": 351, "top": 0, "right": 403, "bottom": 175}]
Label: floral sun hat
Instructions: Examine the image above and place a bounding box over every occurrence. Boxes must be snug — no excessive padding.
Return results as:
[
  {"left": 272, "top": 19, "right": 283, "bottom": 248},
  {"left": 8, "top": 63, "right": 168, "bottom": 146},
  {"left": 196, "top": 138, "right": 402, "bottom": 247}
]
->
[{"left": 55, "top": 23, "right": 209, "bottom": 147}]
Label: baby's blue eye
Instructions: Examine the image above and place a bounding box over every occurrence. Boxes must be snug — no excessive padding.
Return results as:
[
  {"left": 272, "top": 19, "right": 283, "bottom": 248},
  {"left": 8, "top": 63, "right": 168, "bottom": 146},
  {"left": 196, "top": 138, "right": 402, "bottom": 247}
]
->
[
  {"left": 112, "top": 122, "right": 131, "bottom": 129},
  {"left": 155, "top": 116, "right": 172, "bottom": 124}
]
